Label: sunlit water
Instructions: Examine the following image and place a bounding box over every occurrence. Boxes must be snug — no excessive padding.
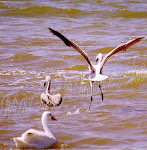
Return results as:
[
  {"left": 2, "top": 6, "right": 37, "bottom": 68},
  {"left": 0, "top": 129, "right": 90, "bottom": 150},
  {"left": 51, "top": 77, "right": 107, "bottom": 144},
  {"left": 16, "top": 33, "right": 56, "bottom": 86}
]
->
[{"left": 0, "top": 0, "right": 147, "bottom": 149}]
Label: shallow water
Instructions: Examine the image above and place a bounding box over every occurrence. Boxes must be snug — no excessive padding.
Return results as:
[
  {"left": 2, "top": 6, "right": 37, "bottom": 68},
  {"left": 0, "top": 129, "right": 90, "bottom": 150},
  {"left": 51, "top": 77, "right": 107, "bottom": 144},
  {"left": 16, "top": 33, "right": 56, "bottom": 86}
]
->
[{"left": 0, "top": 0, "right": 147, "bottom": 149}]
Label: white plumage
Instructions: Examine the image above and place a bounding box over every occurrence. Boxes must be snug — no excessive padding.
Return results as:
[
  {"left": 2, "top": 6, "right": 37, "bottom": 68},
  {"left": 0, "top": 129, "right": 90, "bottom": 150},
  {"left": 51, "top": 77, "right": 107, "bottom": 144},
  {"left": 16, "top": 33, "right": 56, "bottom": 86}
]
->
[
  {"left": 13, "top": 111, "right": 57, "bottom": 149},
  {"left": 41, "top": 76, "right": 62, "bottom": 107},
  {"left": 49, "top": 27, "right": 144, "bottom": 111}
]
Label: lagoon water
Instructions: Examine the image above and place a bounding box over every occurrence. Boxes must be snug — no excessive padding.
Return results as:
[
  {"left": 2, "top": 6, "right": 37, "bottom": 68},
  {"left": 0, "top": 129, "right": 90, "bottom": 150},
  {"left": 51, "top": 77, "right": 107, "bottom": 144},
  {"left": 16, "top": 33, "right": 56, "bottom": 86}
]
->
[{"left": 0, "top": 0, "right": 147, "bottom": 149}]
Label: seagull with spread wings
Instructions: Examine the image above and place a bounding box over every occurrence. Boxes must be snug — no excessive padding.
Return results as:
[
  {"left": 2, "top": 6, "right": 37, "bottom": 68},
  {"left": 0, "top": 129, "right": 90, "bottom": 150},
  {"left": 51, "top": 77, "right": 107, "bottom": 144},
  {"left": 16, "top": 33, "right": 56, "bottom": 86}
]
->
[{"left": 49, "top": 27, "right": 144, "bottom": 111}]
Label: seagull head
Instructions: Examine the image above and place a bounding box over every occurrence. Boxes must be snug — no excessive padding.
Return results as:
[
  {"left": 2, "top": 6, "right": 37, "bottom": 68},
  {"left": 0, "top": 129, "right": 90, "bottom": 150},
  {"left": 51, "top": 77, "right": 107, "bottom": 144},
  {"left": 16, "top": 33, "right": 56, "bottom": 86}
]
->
[
  {"left": 44, "top": 76, "right": 51, "bottom": 87},
  {"left": 96, "top": 53, "right": 103, "bottom": 63}
]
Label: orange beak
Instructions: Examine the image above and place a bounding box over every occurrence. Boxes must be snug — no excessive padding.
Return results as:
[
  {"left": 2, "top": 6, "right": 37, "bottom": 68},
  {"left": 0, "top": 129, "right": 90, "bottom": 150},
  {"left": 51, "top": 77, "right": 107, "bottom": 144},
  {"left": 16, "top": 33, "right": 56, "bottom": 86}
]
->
[{"left": 51, "top": 116, "right": 57, "bottom": 121}]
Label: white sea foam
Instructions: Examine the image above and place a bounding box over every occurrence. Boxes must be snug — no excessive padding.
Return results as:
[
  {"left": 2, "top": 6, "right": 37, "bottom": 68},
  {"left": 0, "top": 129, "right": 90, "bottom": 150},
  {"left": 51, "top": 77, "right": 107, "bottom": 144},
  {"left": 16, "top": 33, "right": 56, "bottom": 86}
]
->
[{"left": 66, "top": 108, "right": 80, "bottom": 116}]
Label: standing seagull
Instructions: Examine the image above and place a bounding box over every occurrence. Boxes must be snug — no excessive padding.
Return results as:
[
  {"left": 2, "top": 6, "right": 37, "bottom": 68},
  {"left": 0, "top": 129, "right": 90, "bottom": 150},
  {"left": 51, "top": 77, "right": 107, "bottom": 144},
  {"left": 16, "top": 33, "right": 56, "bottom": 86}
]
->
[
  {"left": 49, "top": 27, "right": 144, "bottom": 111},
  {"left": 41, "top": 76, "right": 62, "bottom": 107}
]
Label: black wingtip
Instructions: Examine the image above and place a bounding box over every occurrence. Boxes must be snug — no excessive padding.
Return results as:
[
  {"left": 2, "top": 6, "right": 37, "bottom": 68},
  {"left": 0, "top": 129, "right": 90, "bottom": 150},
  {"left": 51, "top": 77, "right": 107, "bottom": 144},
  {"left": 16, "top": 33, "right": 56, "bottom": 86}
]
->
[
  {"left": 48, "top": 27, "right": 72, "bottom": 47},
  {"left": 48, "top": 27, "right": 55, "bottom": 34},
  {"left": 48, "top": 27, "right": 59, "bottom": 37}
]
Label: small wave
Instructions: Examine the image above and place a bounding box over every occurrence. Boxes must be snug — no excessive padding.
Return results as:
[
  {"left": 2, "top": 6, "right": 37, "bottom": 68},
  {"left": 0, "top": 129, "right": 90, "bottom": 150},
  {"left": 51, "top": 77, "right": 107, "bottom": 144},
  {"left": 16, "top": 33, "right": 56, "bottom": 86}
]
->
[
  {"left": 125, "top": 69, "right": 147, "bottom": 84},
  {"left": 1, "top": 2, "right": 147, "bottom": 19},
  {"left": 66, "top": 108, "right": 80, "bottom": 116},
  {"left": 0, "top": 70, "right": 27, "bottom": 76},
  {"left": 126, "top": 69, "right": 147, "bottom": 76},
  {"left": 0, "top": 2, "right": 10, "bottom": 9},
  {"left": 89, "top": 9, "right": 147, "bottom": 19},
  {"left": 115, "top": 9, "right": 147, "bottom": 18},
  {"left": 100, "top": 69, "right": 147, "bottom": 90},
  {"left": 0, "top": 70, "right": 45, "bottom": 77},
  {"left": 28, "top": 38, "right": 50, "bottom": 46},
  {"left": 2, "top": 5, "right": 82, "bottom": 17},
  {"left": 122, "top": 69, "right": 147, "bottom": 88},
  {"left": 9, "top": 52, "right": 40, "bottom": 62},
  {"left": 64, "top": 65, "right": 87, "bottom": 71}
]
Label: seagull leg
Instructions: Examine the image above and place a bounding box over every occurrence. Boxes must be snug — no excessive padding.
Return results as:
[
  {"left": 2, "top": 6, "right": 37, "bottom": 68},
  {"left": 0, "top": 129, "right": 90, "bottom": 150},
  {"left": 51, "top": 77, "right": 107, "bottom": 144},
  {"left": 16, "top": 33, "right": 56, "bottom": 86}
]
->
[
  {"left": 89, "top": 96, "right": 93, "bottom": 112},
  {"left": 89, "top": 81, "right": 94, "bottom": 112},
  {"left": 99, "top": 83, "right": 104, "bottom": 102}
]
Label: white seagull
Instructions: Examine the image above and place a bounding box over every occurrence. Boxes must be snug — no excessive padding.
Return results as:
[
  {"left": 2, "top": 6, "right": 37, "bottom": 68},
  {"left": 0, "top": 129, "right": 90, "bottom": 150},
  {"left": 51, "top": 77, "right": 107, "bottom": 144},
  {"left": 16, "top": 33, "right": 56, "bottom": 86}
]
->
[
  {"left": 41, "top": 76, "right": 62, "bottom": 107},
  {"left": 13, "top": 111, "right": 57, "bottom": 149},
  {"left": 49, "top": 27, "right": 144, "bottom": 111}
]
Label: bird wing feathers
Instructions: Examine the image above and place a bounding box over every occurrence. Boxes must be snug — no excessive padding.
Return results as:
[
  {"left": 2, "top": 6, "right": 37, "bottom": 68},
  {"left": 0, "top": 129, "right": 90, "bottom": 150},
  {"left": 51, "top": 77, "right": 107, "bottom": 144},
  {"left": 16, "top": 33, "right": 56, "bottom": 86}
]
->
[
  {"left": 48, "top": 94, "right": 62, "bottom": 107},
  {"left": 100, "top": 37, "right": 145, "bottom": 72},
  {"left": 14, "top": 129, "right": 56, "bottom": 149},
  {"left": 41, "top": 93, "right": 62, "bottom": 107},
  {"left": 49, "top": 28, "right": 144, "bottom": 74},
  {"left": 49, "top": 27, "right": 95, "bottom": 73}
]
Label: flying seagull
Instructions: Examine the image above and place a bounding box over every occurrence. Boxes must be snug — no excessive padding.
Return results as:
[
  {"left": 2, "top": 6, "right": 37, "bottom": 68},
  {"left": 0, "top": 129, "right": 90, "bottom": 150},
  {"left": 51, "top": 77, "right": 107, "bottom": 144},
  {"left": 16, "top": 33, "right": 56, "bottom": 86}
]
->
[{"left": 49, "top": 27, "right": 144, "bottom": 111}]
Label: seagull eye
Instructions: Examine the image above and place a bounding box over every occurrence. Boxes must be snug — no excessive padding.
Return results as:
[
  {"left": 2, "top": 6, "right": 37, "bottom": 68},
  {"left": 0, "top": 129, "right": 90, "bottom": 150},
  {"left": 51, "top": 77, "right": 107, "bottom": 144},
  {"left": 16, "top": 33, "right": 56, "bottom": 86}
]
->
[{"left": 96, "top": 58, "right": 99, "bottom": 62}]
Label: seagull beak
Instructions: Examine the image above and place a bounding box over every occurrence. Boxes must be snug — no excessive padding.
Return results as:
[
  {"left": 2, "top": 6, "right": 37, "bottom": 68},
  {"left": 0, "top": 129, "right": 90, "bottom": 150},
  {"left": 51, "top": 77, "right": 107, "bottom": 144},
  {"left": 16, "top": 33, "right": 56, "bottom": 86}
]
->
[{"left": 51, "top": 116, "right": 57, "bottom": 121}]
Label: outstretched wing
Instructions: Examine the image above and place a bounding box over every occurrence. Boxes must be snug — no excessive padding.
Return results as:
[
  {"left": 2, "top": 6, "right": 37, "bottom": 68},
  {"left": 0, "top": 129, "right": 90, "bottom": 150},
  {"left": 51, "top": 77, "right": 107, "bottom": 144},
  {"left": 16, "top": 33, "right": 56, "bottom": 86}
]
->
[
  {"left": 49, "top": 27, "right": 95, "bottom": 73},
  {"left": 100, "top": 37, "right": 145, "bottom": 72}
]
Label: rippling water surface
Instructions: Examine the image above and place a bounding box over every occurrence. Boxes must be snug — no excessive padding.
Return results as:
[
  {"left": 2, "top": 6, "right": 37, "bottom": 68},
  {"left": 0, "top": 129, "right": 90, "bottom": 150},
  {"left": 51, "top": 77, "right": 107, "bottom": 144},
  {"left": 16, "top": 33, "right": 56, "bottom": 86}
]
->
[{"left": 0, "top": 0, "right": 147, "bottom": 149}]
